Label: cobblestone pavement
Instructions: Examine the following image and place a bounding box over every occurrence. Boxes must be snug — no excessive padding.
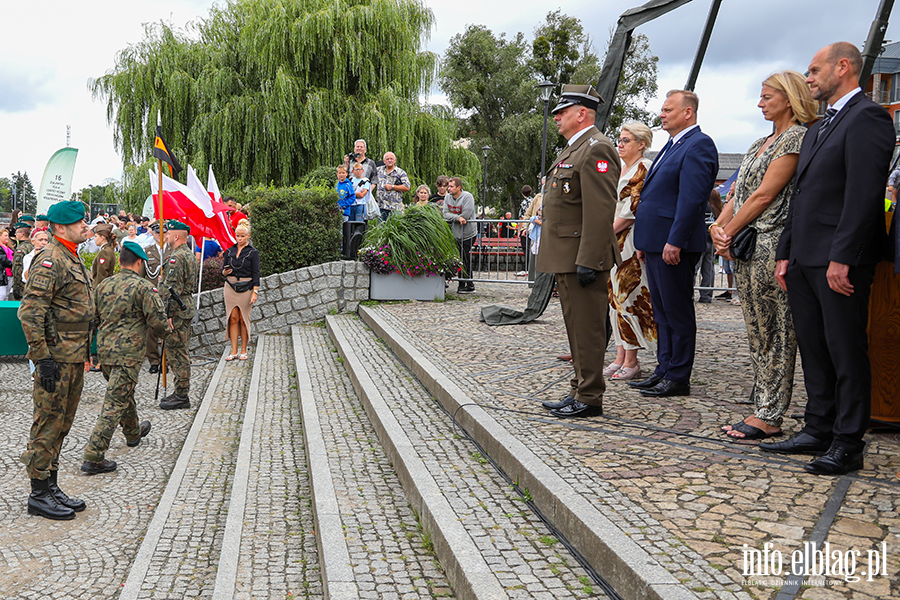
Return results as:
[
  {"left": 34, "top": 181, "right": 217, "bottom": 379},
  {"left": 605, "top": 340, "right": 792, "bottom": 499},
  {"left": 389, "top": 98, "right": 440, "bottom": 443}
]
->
[
  {"left": 295, "top": 325, "right": 456, "bottom": 599},
  {"left": 371, "top": 284, "right": 900, "bottom": 600},
  {"left": 0, "top": 356, "right": 215, "bottom": 600},
  {"left": 330, "top": 314, "right": 600, "bottom": 599},
  {"left": 233, "top": 335, "right": 322, "bottom": 600}
]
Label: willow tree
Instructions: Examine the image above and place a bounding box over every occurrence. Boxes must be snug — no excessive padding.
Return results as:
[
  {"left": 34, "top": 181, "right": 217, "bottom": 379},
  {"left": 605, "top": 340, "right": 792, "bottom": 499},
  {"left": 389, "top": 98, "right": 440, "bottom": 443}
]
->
[{"left": 91, "top": 0, "right": 479, "bottom": 189}]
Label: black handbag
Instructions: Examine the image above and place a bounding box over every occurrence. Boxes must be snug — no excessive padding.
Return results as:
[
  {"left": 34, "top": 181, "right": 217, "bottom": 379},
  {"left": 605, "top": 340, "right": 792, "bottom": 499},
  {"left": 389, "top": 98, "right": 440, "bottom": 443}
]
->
[
  {"left": 228, "top": 279, "right": 253, "bottom": 293},
  {"left": 731, "top": 226, "right": 757, "bottom": 262}
]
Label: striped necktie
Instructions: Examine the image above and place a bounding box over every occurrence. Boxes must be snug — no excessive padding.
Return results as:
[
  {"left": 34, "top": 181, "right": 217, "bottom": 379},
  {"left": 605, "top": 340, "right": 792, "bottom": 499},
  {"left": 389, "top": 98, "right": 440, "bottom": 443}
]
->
[{"left": 817, "top": 107, "right": 837, "bottom": 139}]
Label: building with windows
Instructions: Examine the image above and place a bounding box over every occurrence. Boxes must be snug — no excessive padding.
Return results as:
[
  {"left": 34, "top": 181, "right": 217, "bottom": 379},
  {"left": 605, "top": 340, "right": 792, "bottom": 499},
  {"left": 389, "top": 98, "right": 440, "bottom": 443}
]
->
[{"left": 866, "top": 41, "right": 900, "bottom": 148}]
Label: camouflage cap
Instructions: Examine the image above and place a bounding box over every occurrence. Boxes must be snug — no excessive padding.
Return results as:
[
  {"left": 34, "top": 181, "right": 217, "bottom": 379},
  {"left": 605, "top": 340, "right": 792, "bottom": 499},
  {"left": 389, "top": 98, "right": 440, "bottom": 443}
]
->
[
  {"left": 121, "top": 240, "right": 148, "bottom": 261},
  {"left": 166, "top": 219, "right": 190, "bottom": 231},
  {"left": 47, "top": 201, "right": 87, "bottom": 225}
]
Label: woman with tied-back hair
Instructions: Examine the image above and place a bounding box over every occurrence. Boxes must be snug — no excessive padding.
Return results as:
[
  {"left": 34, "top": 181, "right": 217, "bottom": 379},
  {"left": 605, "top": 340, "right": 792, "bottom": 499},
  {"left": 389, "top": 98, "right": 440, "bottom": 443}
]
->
[
  {"left": 711, "top": 70, "right": 816, "bottom": 440},
  {"left": 221, "top": 219, "right": 259, "bottom": 361}
]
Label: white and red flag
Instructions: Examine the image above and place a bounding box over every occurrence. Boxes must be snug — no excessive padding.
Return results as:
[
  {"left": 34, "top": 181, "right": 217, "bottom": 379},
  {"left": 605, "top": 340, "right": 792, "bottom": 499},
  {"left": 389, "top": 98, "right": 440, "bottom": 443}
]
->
[{"left": 149, "top": 167, "right": 236, "bottom": 249}]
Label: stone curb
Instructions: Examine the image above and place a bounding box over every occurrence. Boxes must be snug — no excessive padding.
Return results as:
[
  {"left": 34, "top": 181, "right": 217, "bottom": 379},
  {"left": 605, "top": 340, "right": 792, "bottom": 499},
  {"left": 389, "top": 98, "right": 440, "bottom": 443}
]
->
[
  {"left": 358, "top": 305, "right": 698, "bottom": 600},
  {"left": 290, "top": 326, "right": 360, "bottom": 600},
  {"left": 119, "top": 349, "right": 231, "bottom": 600},
  {"left": 211, "top": 335, "right": 266, "bottom": 600},
  {"left": 325, "top": 315, "right": 509, "bottom": 600}
]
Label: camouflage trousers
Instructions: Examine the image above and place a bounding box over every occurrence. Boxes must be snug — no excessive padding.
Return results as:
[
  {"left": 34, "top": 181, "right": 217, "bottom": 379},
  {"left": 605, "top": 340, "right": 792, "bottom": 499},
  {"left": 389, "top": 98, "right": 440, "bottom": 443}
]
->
[
  {"left": 166, "top": 315, "right": 191, "bottom": 395},
  {"left": 83, "top": 365, "right": 142, "bottom": 463},
  {"left": 21, "top": 362, "right": 84, "bottom": 480}
]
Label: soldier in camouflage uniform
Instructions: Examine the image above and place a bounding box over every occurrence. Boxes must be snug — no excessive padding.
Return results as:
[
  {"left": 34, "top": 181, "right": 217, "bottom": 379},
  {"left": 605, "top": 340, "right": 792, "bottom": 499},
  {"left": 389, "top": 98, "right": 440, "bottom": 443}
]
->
[
  {"left": 11, "top": 221, "right": 33, "bottom": 300},
  {"left": 159, "top": 220, "right": 197, "bottom": 410},
  {"left": 141, "top": 222, "right": 169, "bottom": 373},
  {"left": 18, "top": 201, "right": 93, "bottom": 520},
  {"left": 82, "top": 241, "right": 170, "bottom": 474}
]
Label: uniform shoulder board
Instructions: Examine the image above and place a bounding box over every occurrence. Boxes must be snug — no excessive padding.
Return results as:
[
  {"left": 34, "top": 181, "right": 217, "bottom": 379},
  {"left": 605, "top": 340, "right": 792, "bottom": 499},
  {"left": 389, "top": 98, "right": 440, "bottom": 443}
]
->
[{"left": 589, "top": 137, "right": 599, "bottom": 146}]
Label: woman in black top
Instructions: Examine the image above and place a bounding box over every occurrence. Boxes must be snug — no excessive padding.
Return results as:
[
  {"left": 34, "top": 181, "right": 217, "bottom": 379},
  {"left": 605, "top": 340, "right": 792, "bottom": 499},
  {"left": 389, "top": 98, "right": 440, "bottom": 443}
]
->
[{"left": 221, "top": 219, "right": 260, "bottom": 360}]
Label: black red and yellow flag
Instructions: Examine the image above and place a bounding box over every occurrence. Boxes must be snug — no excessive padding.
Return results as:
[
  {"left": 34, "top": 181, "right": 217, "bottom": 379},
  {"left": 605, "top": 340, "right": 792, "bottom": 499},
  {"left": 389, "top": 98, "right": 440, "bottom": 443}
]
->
[{"left": 153, "top": 125, "right": 183, "bottom": 178}]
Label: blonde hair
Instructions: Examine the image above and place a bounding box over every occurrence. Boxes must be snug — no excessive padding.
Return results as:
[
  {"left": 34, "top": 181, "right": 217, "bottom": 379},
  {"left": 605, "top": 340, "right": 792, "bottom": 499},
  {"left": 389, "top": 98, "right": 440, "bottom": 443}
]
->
[
  {"left": 763, "top": 70, "right": 817, "bottom": 124},
  {"left": 415, "top": 184, "right": 431, "bottom": 197},
  {"left": 235, "top": 218, "right": 251, "bottom": 235},
  {"left": 620, "top": 121, "right": 653, "bottom": 153}
]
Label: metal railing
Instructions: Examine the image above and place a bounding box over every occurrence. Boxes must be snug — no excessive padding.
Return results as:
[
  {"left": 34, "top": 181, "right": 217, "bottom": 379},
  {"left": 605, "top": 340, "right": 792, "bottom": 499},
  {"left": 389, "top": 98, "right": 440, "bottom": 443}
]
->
[{"left": 453, "top": 219, "right": 534, "bottom": 285}]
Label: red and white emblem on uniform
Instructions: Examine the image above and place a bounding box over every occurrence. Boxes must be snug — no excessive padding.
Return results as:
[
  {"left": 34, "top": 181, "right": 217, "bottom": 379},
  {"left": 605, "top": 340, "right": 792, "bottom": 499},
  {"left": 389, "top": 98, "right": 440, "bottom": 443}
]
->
[
  {"left": 99, "top": 258, "right": 106, "bottom": 264},
  {"left": 42, "top": 260, "right": 52, "bottom": 268},
  {"left": 170, "top": 258, "right": 177, "bottom": 263},
  {"left": 597, "top": 161, "right": 609, "bottom": 173}
]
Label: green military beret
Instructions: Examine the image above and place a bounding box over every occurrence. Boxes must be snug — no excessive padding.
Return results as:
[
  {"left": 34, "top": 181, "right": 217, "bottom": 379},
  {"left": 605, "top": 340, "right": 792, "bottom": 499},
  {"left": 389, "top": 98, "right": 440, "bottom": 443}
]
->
[
  {"left": 47, "top": 201, "right": 87, "bottom": 225},
  {"left": 19, "top": 214, "right": 35, "bottom": 223},
  {"left": 14, "top": 221, "right": 32, "bottom": 230},
  {"left": 35, "top": 214, "right": 48, "bottom": 221},
  {"left": 166, "top": 219, "right": 190, "bottom": 231},
  {"left": 121, "top": 240, "right": 148, "bottom": 261}
]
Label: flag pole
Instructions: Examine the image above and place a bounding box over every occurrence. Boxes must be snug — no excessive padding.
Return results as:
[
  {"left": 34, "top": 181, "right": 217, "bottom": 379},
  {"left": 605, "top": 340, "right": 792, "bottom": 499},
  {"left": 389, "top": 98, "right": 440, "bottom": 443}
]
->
[
  {"left": 157, "top": 110, "right": 168, "bottom": 392},
  {"left": 195, "top": 238, "right": 206, "bottom": 318}
]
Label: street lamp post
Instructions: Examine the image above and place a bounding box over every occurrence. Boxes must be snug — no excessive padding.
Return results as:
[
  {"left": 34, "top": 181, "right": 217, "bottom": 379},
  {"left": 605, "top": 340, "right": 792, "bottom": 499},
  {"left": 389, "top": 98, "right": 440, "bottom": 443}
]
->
[
  {"left": 481, "top": 145, "right": 491, "bottom": 220},
  {"left": 537, "top": 80, "right": 555, "bottom": 191}
]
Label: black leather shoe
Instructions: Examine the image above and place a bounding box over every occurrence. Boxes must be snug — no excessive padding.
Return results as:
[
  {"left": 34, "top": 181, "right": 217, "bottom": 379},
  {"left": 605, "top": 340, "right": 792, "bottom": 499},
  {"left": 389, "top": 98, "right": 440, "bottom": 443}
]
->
[
  {"left": 759, "top": 432, "right": 831, "bottom": 455},
  {"left": 81, "top": 459, "right": 117, "bottom": 475},
  {"left": 48, "top": 470, "right": 85, "bottom": 512},
  {"left": 640, "top": 379, "right": 690, "bottom": 397},
  {"left": 127, "top": 421, "right": 152, "bottom": 447},
  {"left": 542, "top": 395, "right": 575, "bottom": 410},
  {"left": 149, "top": 364, "right": 159, "bottom": 374},
  {"left": 628, "top": 373, "right": 663, "bottom": 390},
  {"left": 551, "top": 400, "right": 603, "bottom": 418},
  {"left": 804, "top": 446, "right": 864, "bottom": 475}
]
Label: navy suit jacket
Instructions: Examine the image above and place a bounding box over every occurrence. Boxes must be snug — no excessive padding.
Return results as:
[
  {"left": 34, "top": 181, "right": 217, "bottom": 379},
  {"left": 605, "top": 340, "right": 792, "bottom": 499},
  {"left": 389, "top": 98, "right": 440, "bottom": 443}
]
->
[
  {"left": 633, "top": 126, "right": 718, "bottom": 253},
  {"left": 776, "top": 92, "right": 894, "bottom": 267}
]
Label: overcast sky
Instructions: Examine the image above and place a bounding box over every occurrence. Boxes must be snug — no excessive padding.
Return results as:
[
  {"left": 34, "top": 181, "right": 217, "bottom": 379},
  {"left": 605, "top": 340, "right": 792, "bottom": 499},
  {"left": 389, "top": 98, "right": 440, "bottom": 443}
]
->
[{"left": 1, "top": 0, "right": 896, "bottom": 192}]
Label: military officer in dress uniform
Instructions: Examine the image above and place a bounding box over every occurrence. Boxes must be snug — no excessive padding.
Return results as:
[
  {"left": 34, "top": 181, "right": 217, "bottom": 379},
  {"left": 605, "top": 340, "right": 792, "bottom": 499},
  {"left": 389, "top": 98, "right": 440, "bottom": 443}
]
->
[
  {"left": 537, "top": 84, "right": 621, "bottom": 418},
  {"left": 18, "top": 201, "right": 94, "bottom": 520},
  {"left": 159, "top": 220, "right": 197, "bottom": 410},
  {"left": 82, "top": 241, "right": 170, "bottom": 474},
  {"left": 11, "top": 221, "right": 33, "bottom": 300}
]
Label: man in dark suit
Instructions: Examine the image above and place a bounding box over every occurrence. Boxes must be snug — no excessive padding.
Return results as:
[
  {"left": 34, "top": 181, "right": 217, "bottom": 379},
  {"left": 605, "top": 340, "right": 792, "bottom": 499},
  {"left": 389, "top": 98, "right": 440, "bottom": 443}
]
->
[
  {"left": 630, "top": 90, "right": 718, "bottom": 398},
  {"left": 761, "top": 42, "right": 894, "bottom": 475},
  {"left": 537, "top": 84, "right": 621, "bottom": 418}
]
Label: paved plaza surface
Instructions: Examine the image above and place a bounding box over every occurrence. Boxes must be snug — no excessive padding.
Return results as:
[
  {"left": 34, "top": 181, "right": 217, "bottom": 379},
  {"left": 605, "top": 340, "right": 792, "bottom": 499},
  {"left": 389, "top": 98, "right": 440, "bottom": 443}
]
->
[
  {"left": 373, "top": 282, "right": 900, "bottom": 600},
  {"left": 0, "top": 280, "right": 897, "bottom": 600}
]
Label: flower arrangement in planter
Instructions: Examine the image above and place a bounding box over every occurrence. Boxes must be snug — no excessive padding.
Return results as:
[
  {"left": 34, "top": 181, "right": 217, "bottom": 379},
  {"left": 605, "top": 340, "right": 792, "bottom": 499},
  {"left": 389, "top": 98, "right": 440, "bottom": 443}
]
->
[
  {"left": 359, "top": 205, "right": 461, "bottom": 278},
  {"left": 359, "top": 206, "right": 462, "bottom": 301}
]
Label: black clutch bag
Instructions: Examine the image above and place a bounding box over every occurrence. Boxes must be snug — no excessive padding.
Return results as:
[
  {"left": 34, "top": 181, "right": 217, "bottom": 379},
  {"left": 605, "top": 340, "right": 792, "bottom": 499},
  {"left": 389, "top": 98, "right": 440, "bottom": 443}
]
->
[
  {"left": 731, "top": 226, "right": 757, "bottom": 262},
  {"left": 228, "top": 279, "right": 254, "bottom": 293}
]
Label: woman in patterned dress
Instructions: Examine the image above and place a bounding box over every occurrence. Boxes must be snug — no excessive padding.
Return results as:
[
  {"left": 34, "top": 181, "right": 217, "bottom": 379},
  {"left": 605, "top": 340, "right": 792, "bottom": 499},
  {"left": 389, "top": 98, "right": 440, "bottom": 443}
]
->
[
  {"left": 605, "top": 121, "right": 658, "bottom": 381},
  {"left": 711, "top": 71, "right": 816, "bottom": 440}
]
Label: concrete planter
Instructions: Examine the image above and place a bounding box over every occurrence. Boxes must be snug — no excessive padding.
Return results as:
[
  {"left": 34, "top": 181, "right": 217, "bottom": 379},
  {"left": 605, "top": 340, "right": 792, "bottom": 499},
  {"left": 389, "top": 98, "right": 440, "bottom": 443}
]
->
[{"left": 369, "top": 272, "right": 445, "bottom": 301}]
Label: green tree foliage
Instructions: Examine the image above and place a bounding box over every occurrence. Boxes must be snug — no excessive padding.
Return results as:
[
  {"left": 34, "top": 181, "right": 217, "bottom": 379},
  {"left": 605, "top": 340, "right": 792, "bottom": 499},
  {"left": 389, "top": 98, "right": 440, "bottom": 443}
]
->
[
  {"left": 11, "top": 172, "right": 37, "bottom": 214},
  {"left": 91, "top": 0, "right": 479, "bottom": 192},
  {"left": 0, "top": 177, "right": 11, "bottom": 212},
  {"left": 240, "top": 185, "right": 342, "bottom": 277},
  {"left": 440, "top": 13, "right": 658, "bottom": 212},
  {"left": 603, "top": 33, "right": 660, "bottom": 134}
]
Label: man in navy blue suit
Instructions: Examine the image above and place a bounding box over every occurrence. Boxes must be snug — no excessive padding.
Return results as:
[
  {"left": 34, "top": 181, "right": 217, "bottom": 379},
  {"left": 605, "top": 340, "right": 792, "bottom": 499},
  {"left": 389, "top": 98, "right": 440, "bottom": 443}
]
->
[
  {"left": 760, "top": 43, "right": 894, "bottom": 475},
  {"left": 630, "top": 90, "right": 718, "bottom": 397}
]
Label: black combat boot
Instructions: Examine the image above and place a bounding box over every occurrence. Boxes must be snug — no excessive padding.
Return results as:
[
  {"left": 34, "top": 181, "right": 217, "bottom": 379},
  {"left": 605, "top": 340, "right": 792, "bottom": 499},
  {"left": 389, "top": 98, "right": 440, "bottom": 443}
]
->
[
  {"left": 48, "top": 470, "right": 86, "bottom": 512},
  {"left": 159, "top": 393, "right": 190, "bottom": 410},
  {"left": 81, "top": 459, "right": 117, "bottom": 475},
  {"left": 28, "top": 478, "right": 76, "bottom": 520}
]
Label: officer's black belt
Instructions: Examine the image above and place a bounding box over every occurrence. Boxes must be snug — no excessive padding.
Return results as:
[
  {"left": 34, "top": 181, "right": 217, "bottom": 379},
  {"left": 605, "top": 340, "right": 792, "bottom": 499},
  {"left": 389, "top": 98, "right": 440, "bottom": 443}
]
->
[{"left": 56, "top": 322, "right": 92, "bottom": 332}]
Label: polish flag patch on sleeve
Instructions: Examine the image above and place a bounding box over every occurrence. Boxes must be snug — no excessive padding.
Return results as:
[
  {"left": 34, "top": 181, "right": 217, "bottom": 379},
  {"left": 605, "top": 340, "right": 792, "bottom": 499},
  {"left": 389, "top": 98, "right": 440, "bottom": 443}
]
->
[
  {"left": 170, "top": 258, "right": 177, "bottom": 263},
  {"left": 597, "top": 161, "right": 609, "bottom": 173},
  {"left": 42, "top": 260, "right": 53, "bottom": 268}
]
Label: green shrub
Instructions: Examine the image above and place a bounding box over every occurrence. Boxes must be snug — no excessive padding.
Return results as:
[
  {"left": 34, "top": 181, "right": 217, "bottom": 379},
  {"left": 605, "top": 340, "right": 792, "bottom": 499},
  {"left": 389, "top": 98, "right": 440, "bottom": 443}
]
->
[
  {"left": 200, "top": 256, "right": 226, "bottom": 291},
  {"left": 299, "top": 165, "right": 340, "bottom": 189},
  {"left": 242, "top": 185, "right": 342, "bottom": 277}
]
